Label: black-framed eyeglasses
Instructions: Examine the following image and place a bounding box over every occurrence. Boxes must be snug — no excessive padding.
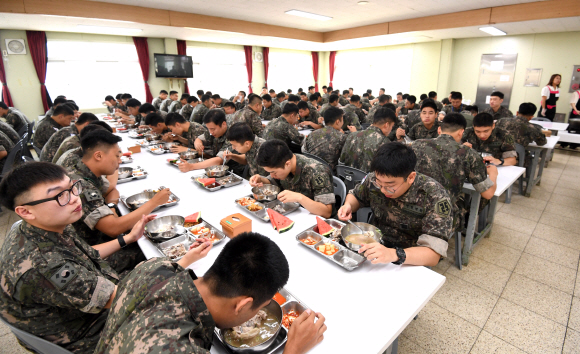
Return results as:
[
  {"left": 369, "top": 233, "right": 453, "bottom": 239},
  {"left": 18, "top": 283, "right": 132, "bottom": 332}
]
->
[{"left": 21, "top": 180, "right": 83, "bottom": 207}]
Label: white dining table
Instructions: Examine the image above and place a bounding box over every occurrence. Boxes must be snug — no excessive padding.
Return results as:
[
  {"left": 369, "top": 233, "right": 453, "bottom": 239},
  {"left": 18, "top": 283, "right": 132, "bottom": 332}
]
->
[
  {"left": 530, "top": 120, "right": 569, "bottom": 131},
  {"left": 111, "top": 128, "right": 445, "bottom": 354}
]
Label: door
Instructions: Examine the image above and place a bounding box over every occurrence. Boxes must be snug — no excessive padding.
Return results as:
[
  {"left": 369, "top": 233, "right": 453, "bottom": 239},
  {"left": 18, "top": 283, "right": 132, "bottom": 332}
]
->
[{"left": 475, "top": 54, "right": 517, "bottom": 109}]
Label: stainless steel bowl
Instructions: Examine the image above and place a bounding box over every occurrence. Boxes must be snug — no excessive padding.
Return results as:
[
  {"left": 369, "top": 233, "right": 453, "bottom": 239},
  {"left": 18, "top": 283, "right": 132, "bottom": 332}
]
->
[
  {"left": 136, "top": 127, "right": 150, "bottom": 134},
  {"left": 162, "top": 142, "right": 176, "bottom": 150},
  {"left": 205, "top": 165, "right": 229, "bottom": 177},
  {"left": 145, "top": 133, "right": 160, "bottom": 141},
  {"left": 251, "top": 185, "right": 280, "bottom": 201},
  {"left": 218, "top": 300, "right": 283, "bottom": 353},
  {"left": 125, "top": 191, "right": 157, "bottom": 210},
  {"left": 340, "top": 222, "right": 381, "bottom": 251},
  {"left": 144, "top": 215, "right": 185, "bottom": 241},
  {"left": 179, "top": 150, "right": 198, "bottom": 160},
  {"left": 118, "top": 167, "right": 133, "bottom": 179}
]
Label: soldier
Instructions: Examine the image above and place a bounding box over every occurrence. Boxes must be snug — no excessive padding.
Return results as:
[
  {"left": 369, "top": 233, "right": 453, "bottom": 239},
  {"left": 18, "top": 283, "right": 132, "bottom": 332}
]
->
[
  {"left": 225, "top": 122, "right": 268, "bottom": 177},
  {"left": 482, "top": 91, "right": 514, "bottom": 119},
  {"left": 116, "top": 98, "right": 144, "bottom": 126},
  {"left": 413, "top": 113, "right": 498, "bottom": 229},
  {"left": 44, "top": 97, "right": 68, "bottom": 119},
  {"left": 306, "top": 86, "right": 315, "bottom": 98},
  {"left": 339, "top": 106, "right": 396, "bottom": 173},
  {"left": 0, "top": 162, "right": 155, "bottom": 353},
  {"left": 211, "top": 94, "right": 230, "bottom": 108},
  {"left": 428, "top": 91, "right": 444, "bottom": 112},
  {"left": 250, "top": 140, "right": 336, "bottom": 218},
  {"left": 151, "top": 90, "right": 168, "bottom": 110},
  {"left": 223, "top": 101, "right": 237, "bottom": 126},
  {"left": 361, "top": 94, "right": 372, "bottom": 113},
  {"left": 191, "top": 94, "right": 212, "bottom": 123},
  {"left": 281, "top": 94, "right": 300, "bottom": 112},
  {"left": 260, "top": 94, "right": 282, "bottom": 121},
  {"left": 104, "top": 95, "right": 118, "bottom": 114},
  {"left": 94, "top": 232, "right": 325, "bottom": 354},
  {"left": 195, "top": 89, "right": 205, "bottom": 101},
  {"left": 144, "top": 113, "right": 172, "bottom": 139},
  {"left": 269, "top": 89, "right": 277, "bottom": 100},
  {"left": 302, "top": 106, "right": 346, "bottom": 171},
  {"left": 298, "top": 101, "right": 322, "bottom": 130},
  {"left": 403, "top": 100, "right": 441, "bottom": 141},
  {"left": 338, "top": 142, "right": 453, "bottom": 266},
  {"left": 299, "top": 92, "right": 308, "bottom": 102},
  {"left": 164, "top": 113, "right": 208, "bottom": 152},
  {"left": 320, "top": 93, "right": 340, "bottom": 119},
  {"left": 67, "top": 131, "right": 171, "bottom": 273},
  {"left": 168, "top": 93, "right": 188, "bottom": 114},
  {"left": 395, "top": 92, "right": 404, "bottom": 106},
  {"left": 339, "top": 90, "right": 350, "bottom": 106},
  {"left": 366, "top": 94, "right": 389, "bottom": 122},
  {"left": 462, "top": 112, "right": 517, "bottom": 166},
  {"left": 366, "top": 89, "right": 375, "bottom": 101},
  {"left": 34, "top": 104, "right": 75, "bottom": 149},
  {"left": 443, "top": 91, "right": 468, "bottom": 115},
  {"left": 159, "top": 90, "right": 178, "bottom": 113},
  {"left": 0, "top": 103, "right": 30, "bottom": 133},
  {"left": 273, "top": 91, "right": 286, "bottom": 107},
  {"left": 397, "top": 95, "right": 421, "bottom": 134},
  {"left": 342, "top": 95, "right": 363, "bottom": 131},
  {"left": 308, "top": 92, "right": 321, "bottom": 112},
  {"left": 137, "top": 102, "right": 165, "bottom": 122},
  {"left": 179, "top": 95, "right": 199, "bottom": 119},
  {"left": 370, "top": 88, "right": 386, "bottom": 106},
  {"left": 0, "top": 130, "right": 14, "bottom": 172},
  {"left": 232, "top": 93, "right": 265, "bottom": 136},
  {"left": 262, "top": 103, "right": 304, "bottom": 147},
  {"left": 322, "top": 86, "right": 332, "bottom": 104},
  {"left": 55, "top": 123, "right": 112, "bottom": 167},
  {"left": 41, "top": 112, "right": 98, "bottom": 162},
  {"left": 0, "top": 120, "right": 19, "bottom": 144}
]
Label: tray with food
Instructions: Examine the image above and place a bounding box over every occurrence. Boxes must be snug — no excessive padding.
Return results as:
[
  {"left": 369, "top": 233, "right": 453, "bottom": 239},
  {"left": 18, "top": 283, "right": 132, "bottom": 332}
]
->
[
  {"left": 167, "top": 157, "right": 203, "bottom": 168},
  {"left": 155, "top": 234, "right": 192, "bottom": 261},
  {"left": 147, "top": 142, "right": 179, "bottom": 155},
  {"left": 191, "top": 171, "right": 243, "bottom": 192},
  {"left": 117, "top": 166, "right": 148, "bottom": 184},
  {"left": 234, "top": 195, "right": 300, "bottom": 222},
  {"left": 296, "top": 230, "right": 366, "bottom": 271},
  {"left": 128, "top": 132, "right": 145, "bottom": 139},
  {"left": 120, "top": 188, "right": 180, "bottom": 212},
  {"left": 120, "top": 155, "right": 133, "bottom": 164},
  {"left": 187, "top": 221, "right": 226, "bottom": 246}
]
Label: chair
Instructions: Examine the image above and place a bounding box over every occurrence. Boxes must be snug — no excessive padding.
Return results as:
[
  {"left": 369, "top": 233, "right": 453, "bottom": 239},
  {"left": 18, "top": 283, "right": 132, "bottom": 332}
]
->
[
  {"left": 356, "top": 207, "right": 373, "bottom": 223},
  {"left": 303, "top": 152, "right": 331, "bottom": 171},
  {"left": 531, "top": 117, "right": 551, "bottom": 122},
  {"left": 0, "top": 315, "right": 74, "bottom": 354},
  {"left": 361, "top": 123, "right": 371, "bottom": 130},
  {"left": 332, "top": 176, "right": 347, "bottom": 207},
  {"left": 242, "top": 165, "right": 250, "bottom": 180},
  {"left": 0, "top": 139, "right": 25, "bottom": 177},
  {"left": 336, "top": 165, "right": 367, "bottom": 192}
]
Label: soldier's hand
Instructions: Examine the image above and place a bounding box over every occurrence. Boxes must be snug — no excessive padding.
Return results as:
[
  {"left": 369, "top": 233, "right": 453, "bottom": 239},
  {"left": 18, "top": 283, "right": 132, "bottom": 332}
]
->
[
  {"left": 178, "top": 162, "right": 195, "bottom": 173},
  {"left": 337, "top": 204, "right": 352, "bottom": 220},
  {"left": 171, "top": 146, "right": 188, "bottom": 153},
  {"left": 486, "top": 164, "right": 498, "bottom": 179},
  {"left": 358, "top": 243, "right": 396, "bottom": 264},
  {"left": 347, "top": 125, "right": 357, "bottom": 133},
  {"left": 127, "top": 214, "right": 157, "bottom": 243},
  {"left": 318, "top": 117, "right": 324, "bottom": 124},
  {"left": 162, "top": 132, "right": 174, "bottom": 142},
  {"left": 151, "top": 188, "right": 171, "bottom": 205},
  {"left": 543, "top": 130, "right": 552, "bottom": 137},
  {"left": 396, "top": 128, "right": 406, "bottom": 139},
  {"left": 249, "top": 175, "right": 264, "bottom": 187},
  {"left": 285, "top": 310, "right": 326, "bottom": 354},
  {"left": 194, "top": 139, "right": 205, "bottom": 154},
  {"left": 462, "top": 142, "right": 472, "bottom": 148},
  {"left": 278, "top": 190, "right": 302, "bottom": 204},
  {"left": 178, "top": 238, "right": 212, "bottom": 267}
]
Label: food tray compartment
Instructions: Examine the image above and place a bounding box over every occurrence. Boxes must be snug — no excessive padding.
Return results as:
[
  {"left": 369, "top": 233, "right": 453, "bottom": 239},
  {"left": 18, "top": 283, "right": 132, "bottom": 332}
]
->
[
  {"left": 333, "top": 249, "right": 366, "bottom": 270},
  {"left": 213, "top": 326, "right": 287, "bottom": 354},
  {"left": 235, "top": 195, "right": 300, "bottom": 222},
  {"left": 117, "top": 168, "right": 148, "bottom": 184},
  {"left": 168, "top": 157, "right": 203, "bottom": 167},
  {"left": 264, "top": 200, "right": 300, "bottom": 216},
  {"left": 296, "top": 231, "right": 323, "bottom": 248},
  {"left": 216, "top": 173, "right": 243, "bottom": 187},
  {"left": 234, "top": 195, "right": 269, "bottom": 221},
  {"left": 120, "top": 191, "right": 180, "bottom": 212},
  {"left": 155, "top": 234, "right": 192, "bottom": 261},
  {"left": 280, "top": 301, "right": 310, "bottom": 330},
  {"left": 306, "top": 218, "right": 345, "bottom": 241},
  {"left": 295, "top": 230, "right": 364, "bottom": 271},
  {"left": 119, "top": 156, "right": 132, "bottom": 164},
  {"left": 147, "top": 145, "right": 166, "bottom": 154},
  {"left": 187, "top": 221, "right": 226, "bottom": 246},
  {"left": 191, "top": 174, "right": 223, "bottom": 192}
]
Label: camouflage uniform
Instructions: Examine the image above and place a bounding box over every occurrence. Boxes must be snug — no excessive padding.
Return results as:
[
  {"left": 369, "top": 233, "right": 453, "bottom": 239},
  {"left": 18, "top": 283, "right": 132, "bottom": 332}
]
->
[
  {"left": 319, "top": 103, "right": 334, "bottom": 117},
  {"left": 94, "top": 257, "right": 215, "bottom": 354},
  {"left": 339, "top": 96, "right": 349, "bottom": 106},
  {"left": 57, "top": 146, "right": 83, "bottom": 170},
  {"left": 361, "top": 98, "right": 372, "bottom": 113},
  {"left": 191, "top": 104, "right": 209, "bottom": 124},
  {"left": 3, "top": 108, "right": 30, "bottom": 133},
  {"left": 34, "top": 116, "right": 64, "bottom": 149},
  {"left": 365, "top": 103, "right": 383, "bottom": 123},
  {"left": 352, "top": 172, "right": 453, "bottom": 257},
  {"left": 0, "top": 221, "right": 119, "bottom": 353},
  {"left": 267, "top": 154, "right": 336, "bottom": 215},
  {"left": 408, "top": 120, "right": 440, "bottom": 140},
  {"left": 339, "top": 126, "right": 390, "bottom": 173},
  {"left": 495, "top": 115, "right": 547, "bottom": 166},
  {"left": 0, "top": 121, "right": 19, "bottom": 143},
  {"left": 403, "top": 109, "right": 421, "bottom": 134},
  {"left": 216, "top": 99, "right": 231, "bottom": 108},
  {"left": 159, "top": 99, "right": 174, "bottom": 113},
  {"left": 302, "top": 126, "right": 346, "bottom": 171},
  {"left": 341, "top": 105, "right": 362, "bottom": 131},
  {"left": 233, "top": 107, "right": 264, "bottom": 137},
  {"left": 300, "top": 110, "right": 320, "bottom": 125},
  {"left": 262, "top": 116, "right": 304, "bottom": 146},
  {"left": 40, "top": 125, "right": 79, "bottom": 162},
  {"left": 322, "top": 93, "right": 330, "bottom": 104},
  {"left": 413, "top": 134, "right": 494, "bottom": 228},
  {"left": 151, "top": 96, "right": 163, "bottom": 110},
  {"left": 169, "top": 101, "right": 183, "bottom": 114},
  {"left": 0, "top": 131, "right": 15, "bottom": 172},
  {"left": 226, "top": 113, "right": 235, "bottom": 127},
  {"left": 52, "top": 134, "right": 80, "bottom": 163},
  {"left": 67, "top": 161, "right": 146, "bottom": 274},
  {"left": 260, "top": 104, "right": 281, "bottom": 121},
  {"left": 179, "top": 104, "right": 194, "bottom": 120},
  {"left": 199, "top": 126, "right": 242, "bottom": 174},
  {"left": 461, "top": 127, "right": 517, "bottom": 160},
  {"left": 483, "top": 106, "right": 513, "bottom": 120},
  {"left": 443, "top": 104, "right": 467, "bottom": 115},
  {"left": 280, "top": 100, "right": 289, "bottom": 111},
  {"left": 182, "top": 122, "right": 208, "bottom": 148},
  {"left": 434, "top": 100, "right": 444, "bottom": 112},
  {"left": 244, "top": 136, "right": 268, "bottom": 176}
]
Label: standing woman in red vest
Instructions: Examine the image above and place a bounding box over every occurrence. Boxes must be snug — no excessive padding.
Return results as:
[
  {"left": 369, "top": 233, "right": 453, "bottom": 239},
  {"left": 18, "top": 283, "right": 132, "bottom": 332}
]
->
[
  {"left": 539, "top": 74, "right": 561, "bottom": 121},
  {"left": 570, "top": 89, "right": 580, "bottom": 119}
]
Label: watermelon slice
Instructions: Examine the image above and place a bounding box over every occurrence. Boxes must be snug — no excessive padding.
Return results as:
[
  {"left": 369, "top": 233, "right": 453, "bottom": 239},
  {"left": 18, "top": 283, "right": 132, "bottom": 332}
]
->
[
  {"left": 266, "top": 209, "right": 277, "bottom": 230},
  {"left": 269, "top": 209, "right": 294, "bottom": 234},
  {"left": 316, "top": 217, "right": 335, "bottom": 236},
  {"left": 185, "top": 211, "right": 201, "bottom": 223},
  {"left": 196, "top": 177, "right": 215, "bottom": 187}
]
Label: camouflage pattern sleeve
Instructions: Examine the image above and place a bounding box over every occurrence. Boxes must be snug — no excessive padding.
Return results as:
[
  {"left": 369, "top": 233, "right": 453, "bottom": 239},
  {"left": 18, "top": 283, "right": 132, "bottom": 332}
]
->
[
  {"left": 351, "top": 173, "right": 372, "bottom": 207},
  {"left": 288, "top": 125, "right": 305, "bottom": 145},
  {"left": 306, "top": 165, "right": 335, "bottom": 205},
  {"left": 416, "top": 182, "right": 453, "bottom": 257},
  {"left": 501, "top": 132, "right": 518, "bottom": 159},
  {"left": 465, "top": 148, "right": 494, "bottom": 194},
  {"left": 531, "top": 124, "right": 548, "bottom": 146},
  {"left": 0, "top": 122, "right": 20, "bottom": 143}
]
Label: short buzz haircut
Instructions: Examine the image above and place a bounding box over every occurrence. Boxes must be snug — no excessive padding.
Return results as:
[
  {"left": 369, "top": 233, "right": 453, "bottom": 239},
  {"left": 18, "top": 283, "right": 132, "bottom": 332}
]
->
[
  {"left": 384, "top": 103, "right": 397, "bottom": 112},
  {"left": 277, "top": 92, "right": 286, "bottom": 99},
  {"left": 329, "top": 94, "right": 339, "bottom": 104},
  {"left": 406, "top": 95, "right": 417, "bottom": 104},
  {"left": 442, "top": 98, "right": 450, "bottom": 105},
  {"left": 83, "top": 121, "right": 112, "bottom": 135},
  {"left": 0, "top": 162, "right": 69, "bottom": 210},
  {"left": 180, "top": 93, "right": 190, "bottom": 100},
  {"left": 121, "top": 93, "right": 132, "bottom": 99},
  {"left": 115, "top": 94, "right": 122, "bottom": 100},
  {"left": 441, "top": 113, "right": 467, "bottom": 132},
  {"left": 490, "top": 91, "right": 504, "bottom": 99},
  {"left": 138, "top": 103, "right": 156, "bottom": 114},
  {"left": 257, "top": 139, "right": 293, "bottom": 169},
  {"left": 350, "top": 95, "right": 361, "bottom": 103},
  {"left": 420, "top": 99, "right": 438, "bottom": 112},
  {"left": 203, "top": 109, "right": 227, "bottom": 126},
  {"left": 239, "top": 91, "right": 246, "bottom": 97},
  {"left": 0, "top": 102, "right": 7, "bottom": 109},
  {"left": 371, "top": 142, "right": 417, "bottom": 179},
  {"left": 164, "top": 112, "right": 187, "bottom": 126},
  {"left": 299, "top": 92, "right": 307, "bottom": 97},
  {"left": 324, "top": 106, "right": 343, "bottom": 126},
  {"left": 53, "top": 105, "right": 74, "bottom": 117},
  {"left": 342, "top": 90, "right": 349, "bottom": 95},
  {"left": 297, "top": 101, "right": 309, "bottom": 111},
  {"left": 420, "top": 94, "right": 428, "bottom": 100},
  {"left": 282, "top": 103, "right": 299, "bottom": 115},
  {"left": 269, "top": 89, "right": 276, "bottom": 94},
  {"left": 379, "top": 94, "right": 390, "bottom": 104},
  {"left": 169, "top": 91, "right": 178, "bottom": 96},
  {"left": 322, "top": 85, "right": 327, "bottom": 89},
  {"left": 80, "top": 130, "right": 122, "bottom": 158},
  {"left": 76, "top": 112, "right": 99, "bottom": 125},
  {"left": 226, "top": 122, "right": 255, "bottom": 144},
  {"left": 402, "top": 94, "right": 409, "bottom": 100},
  {"left": 247, "top": 93, "right": 262, "bottom": 105},
  {"left": 379, "top": 88, "right": 385, "bottom": 92},
  {"left": 160, "top": 90, "right": 168, "bottom": 95},
  {"left": 465, "top": 105, "right": 478, "bottom": 114},
  {"left": 309, "top": 93, "right": 319, "bottom": 101},
  {"left": 105, "top": 95, "right": 115, "bottom": 101},
  {"left": 196, "top": 90, "right": 204, "bottom": 96},
  {"left": 373, "top": 107, "right": 397, "bottom": 126},
  {"left": 518, "top": 102, "right": 537, "bottom": 117},
  {"left": 261, "top": 94, "right": 272, "bottom": 102},
  {"left": 287, "top": 95, "right": 300, "bottom": 103},
  {"left": 428, "top": 91, "right": 437, "bottom": 98},
  {"left": 125, "top": 98, "right": 141, "bottom": 108},
  {"left": 450, "top": 92, "right": 463, "bottom": 100},
  {"left": 201, "top": 94, "right": 211, "bottom": 103},
  {"left": 187, "top": 96, "right": 199, "bottom": 104},
  {"left": 211, "top": 94, "right": 221, "bottom": 100},
  {"left": 473, "top": 112, "right": 494, "bottom": 127},
  {"left": 203, "top": 232, "right": 289, "bottom": 309},
  {"left": 308, "top": 86, "right": 314, "bottom": 90},
  {"left": 224, "top": 102, "right": 236, "bottom": 110},
  {"left": 327, "top": 86, "right": 333, "bottom": 91},
  {"left": 145, "top": 113, "right": 164, "bottom": 126}
]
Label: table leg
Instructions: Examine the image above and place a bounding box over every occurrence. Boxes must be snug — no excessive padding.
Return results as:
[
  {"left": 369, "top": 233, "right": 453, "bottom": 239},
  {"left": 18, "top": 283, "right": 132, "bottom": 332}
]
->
[
  {"left": 525, "top": 149, "right": 540, "bottom": 197},
  {"left": 536, "top": 149, "right": 548, "bottom": 186},
  {"left": 462, "top": 191, "right": 481, "bottom": 266},
  {"left": 484, "top": 196, "right": 498, "bottom": 238},
  {"left": 505, "top": 185, "right": 512, "bottom": 204}
]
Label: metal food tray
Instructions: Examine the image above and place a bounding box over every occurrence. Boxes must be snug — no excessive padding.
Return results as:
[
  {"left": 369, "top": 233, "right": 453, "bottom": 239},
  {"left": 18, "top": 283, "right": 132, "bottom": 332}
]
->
[
  {"left": 136, "top": 140, "right": 162, "bottom": 147},
  {"left": 167, "top": 157, "right": 203, "bottom": 168},
  {"left": 191, "top": 172, "right": 243, "bottom": 192},
  {"left": 120, "top": 157, "right": 133, "bottom": 164},
  {"left": 186, "top": 220, "right": 226, "bottom": 246},
  {"left": 234, "top": 195, "right": 300, "bottom": 222},
  {"left": 128, "top": 132, "right": 145, "bottom": 139},
  {"left": 213, "top": 287, "right": 308, "bottom": 354},
  {"left": 147, "top": 145, "right": 168, "bottom": 155},
  {"left": 117, "top": 168, "right": 148, "bottom": 184},
  {"left": 120, "top": 191, "right": 180, "bottom": 212},
  {"left": 296, "top": 229, "right": 366, "bottom": 271},
  {"left": 305, "top": 218, "right": 346, "bottom": 241},
  {"left": 155, "top": 234, "right": 193, "bottom": 261}
]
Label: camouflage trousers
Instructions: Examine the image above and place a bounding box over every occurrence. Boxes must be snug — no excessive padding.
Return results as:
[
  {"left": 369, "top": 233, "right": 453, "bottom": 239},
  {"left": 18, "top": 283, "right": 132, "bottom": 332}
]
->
[{"left": 104, "top": 242, "right": 146, "bottom": 278}]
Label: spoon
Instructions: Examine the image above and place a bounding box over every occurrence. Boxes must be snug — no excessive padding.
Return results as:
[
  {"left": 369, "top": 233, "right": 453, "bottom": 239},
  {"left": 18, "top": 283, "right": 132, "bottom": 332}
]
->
[
  {"left": 346, "top": 219, "right": 365, "bottom": 234},
  {"left": 222, "top": 149, "right": 228, "bottom": 166}
]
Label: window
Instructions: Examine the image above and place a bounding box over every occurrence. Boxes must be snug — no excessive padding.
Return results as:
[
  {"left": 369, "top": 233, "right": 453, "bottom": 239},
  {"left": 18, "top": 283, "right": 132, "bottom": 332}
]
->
[
  {"left": 268, "top": 49, "right": 313, "bottom": 93},
  {"left": 186, "top": 45, "right": 247, "bottom": 99},
  {"left": 46, "top": 40, "right": 145, "bottom": 110}
]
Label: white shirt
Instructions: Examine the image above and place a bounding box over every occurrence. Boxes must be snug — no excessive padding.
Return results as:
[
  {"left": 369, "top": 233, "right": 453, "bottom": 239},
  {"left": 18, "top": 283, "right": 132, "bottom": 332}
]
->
[
  {"left": 541, "top": 85, "right": 559, "bottom": 97},
  {"left": 570, "top": 91, "right": 580, "bottom": 105}
]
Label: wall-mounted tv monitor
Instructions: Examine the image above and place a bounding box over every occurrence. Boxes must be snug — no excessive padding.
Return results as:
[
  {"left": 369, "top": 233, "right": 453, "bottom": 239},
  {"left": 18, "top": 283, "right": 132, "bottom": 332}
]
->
[{"left": 154, "top": 53, "right": 193, "bottom": 78}]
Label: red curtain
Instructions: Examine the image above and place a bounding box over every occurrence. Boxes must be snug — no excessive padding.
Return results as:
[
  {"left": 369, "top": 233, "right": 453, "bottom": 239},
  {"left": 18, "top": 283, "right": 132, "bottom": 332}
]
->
[
  {"left": 244, "top": 46, "right": 253, "bottom": 94},
  {"left": 132, "top": 37, "right": 153, "bottom": 103},
  {"left": 26, "top": 31, "right": 51, "bottom": 112},
  {"left": 311, "top": 52, "right": 319, "bottom": 92},
  {"left": 176, "top": 40, "right": 190, "bottom": 95},
  {"left": 0, "top": 55, "right": 14, "bottom": 107},
  {"left": 263, "top": 47, "right": 269, "bottom": 89},
  {"left": 329, "top": 51, "right": 336, "bottom": 87}
]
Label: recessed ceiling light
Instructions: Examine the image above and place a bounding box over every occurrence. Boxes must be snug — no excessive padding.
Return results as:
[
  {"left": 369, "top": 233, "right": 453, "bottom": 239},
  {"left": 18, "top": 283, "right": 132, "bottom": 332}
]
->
[
  {"left": 42, "top": 15, "right": 136, "bottom": 24},
  {"left": 479, "top": 26, "right": 507, "bottom": 36},
  {"left": 358, "top": 1, "right": 369, "bottom": 4},
  {"left": 76, "top": 25, "right": 142, "bottom": 34},
  {"left": 285, "top": 10, "right": 332, "bottom": 21}
]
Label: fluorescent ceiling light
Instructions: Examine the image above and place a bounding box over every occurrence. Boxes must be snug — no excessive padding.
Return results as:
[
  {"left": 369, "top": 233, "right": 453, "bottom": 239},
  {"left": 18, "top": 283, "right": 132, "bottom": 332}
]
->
[
  {"left": 285, "top": 10, "right": 332, "bottom": 21},
  {"left": 358, "top": 1, "right": 369, "bottom": 4},
  {"left": 42, "top": 15, "right": 135, "bottom": 23},
  {"left": 479, "top": 26, "right": 506, "bottom": 36},
  {"left": 76, "top": 25, "right": 142, "bottom": 34}
]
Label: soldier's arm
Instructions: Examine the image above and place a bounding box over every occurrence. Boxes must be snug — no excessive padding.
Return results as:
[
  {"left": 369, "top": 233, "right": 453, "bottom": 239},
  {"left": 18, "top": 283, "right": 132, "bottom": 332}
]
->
[
  {"left": 0, "top": 146, "right": 7, "bottom": 160},
  {"left": 500, "top": 134, "right": 517, "bottom": 166},
  {"left": 289, "top": 127, "right": 305, "bottom": 145},
  {"left": 466, "top": 149, "right": 497, "bottom": 200},
  {"left": 415, "top": 188, "right": 453, "bottom": 265},
  {"left": 534, "top": 126, "right": 548, "bottom": 146}
]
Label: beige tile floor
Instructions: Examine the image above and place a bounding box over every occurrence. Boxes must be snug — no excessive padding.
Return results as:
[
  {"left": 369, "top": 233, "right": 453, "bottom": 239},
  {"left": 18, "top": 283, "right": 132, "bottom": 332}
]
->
[{"left": 0, "top": 150, "right": 579, "bottom": 354}]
